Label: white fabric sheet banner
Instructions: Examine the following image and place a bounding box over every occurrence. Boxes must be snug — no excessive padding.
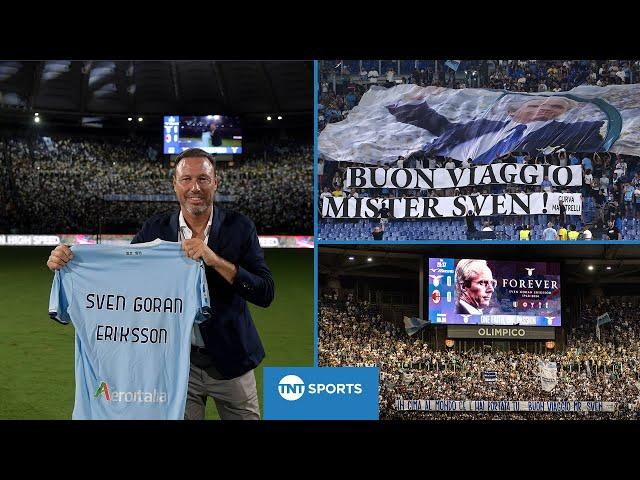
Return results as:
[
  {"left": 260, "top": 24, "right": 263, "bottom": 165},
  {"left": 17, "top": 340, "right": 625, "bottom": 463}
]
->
[
  {"left": 395, "top": 399, "right": 616, "bottom": 412},
  {"left": 321, "top": 193, "right": 582, "bottom": 219},
  {"left": 344, "top": 165, "right": 583, "bottom": 190},
  {"left": 538, "top": 361, "right": 558, "bottom": 392}
]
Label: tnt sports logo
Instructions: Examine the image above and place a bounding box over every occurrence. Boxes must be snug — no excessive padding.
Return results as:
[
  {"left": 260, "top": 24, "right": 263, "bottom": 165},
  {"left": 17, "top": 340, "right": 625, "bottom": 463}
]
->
[
  {"left": 264, "top": 367, "right": 378, "bottom": 420},
  {"left": 278, "top": 375, "right": 306, "bottom": 401},
  {"left": 277, "top": 374, "right": 364, "bottom": 402}
]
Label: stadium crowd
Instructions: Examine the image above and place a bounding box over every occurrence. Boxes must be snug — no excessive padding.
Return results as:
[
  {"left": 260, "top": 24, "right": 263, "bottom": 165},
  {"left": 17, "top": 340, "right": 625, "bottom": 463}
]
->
[
  {"left": 318, "top": 150, "right": 640, "bottom": 241},
  {"left": 318, "top": 294, "right": 640, "bottom": 420},
  {"left": 0, "top": 135, "right": 312, "bottom": 235},
  {"left": 319, "top": 60, "right": 640, "bottom": 131},
  {"left": 217, "top": 145, "right": 313, "bottom": 235}
]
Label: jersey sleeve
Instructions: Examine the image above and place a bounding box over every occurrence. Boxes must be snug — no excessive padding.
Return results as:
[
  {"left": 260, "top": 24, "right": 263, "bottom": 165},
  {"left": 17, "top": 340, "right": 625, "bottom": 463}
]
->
[
  {"left": 194, "top": 261, "right": 211, "bottom": 324},
  {"left": 48, "top": 269, "right": 72, "bottom": 325}
]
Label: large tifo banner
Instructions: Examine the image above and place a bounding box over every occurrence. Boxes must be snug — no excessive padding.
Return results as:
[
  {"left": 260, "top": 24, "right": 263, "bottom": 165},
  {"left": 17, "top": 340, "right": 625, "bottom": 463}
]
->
[
  {"left": 345, "top": 165, "right": 583, "bottom": 189},
  {"left": 427, "top": 258, "right": 561, "bottom": 327},
  {"left": 395, "top": 400, "right": 616, "bottom": 412},
  {"left": 322, "top": 193, "right": 581, "bottom": 219},
  {"left": 319, "top": 83, "right": 640, "bottom": 165}
]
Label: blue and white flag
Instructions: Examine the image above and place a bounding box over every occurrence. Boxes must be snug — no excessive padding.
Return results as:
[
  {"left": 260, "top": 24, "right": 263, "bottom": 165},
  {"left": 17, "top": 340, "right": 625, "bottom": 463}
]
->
[
  {"left": 403, "top": 316, "right": 428, "bottom": 336},
  {"left": 483, "top": 371, "right": 497, "bottom": 383},
  {"left": 597, "top": 312, "right": 612, "bottom": 327},
  {"left": 444, "top": 60, "right": 461, "bottom": 72},
  {"left": 42, "top": 136, "right": 55, "bottom": 152}
]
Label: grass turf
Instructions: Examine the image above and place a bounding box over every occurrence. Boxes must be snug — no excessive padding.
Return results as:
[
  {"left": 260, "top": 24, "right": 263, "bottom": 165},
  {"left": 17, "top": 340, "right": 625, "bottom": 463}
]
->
[{"left": 0, "top": 247, "right": 314, "bottom": 419}]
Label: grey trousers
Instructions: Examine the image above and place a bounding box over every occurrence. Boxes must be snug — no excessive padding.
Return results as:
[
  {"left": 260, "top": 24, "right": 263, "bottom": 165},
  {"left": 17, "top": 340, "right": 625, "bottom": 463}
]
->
[{"left": 184, "top": 363, "right": 261, "bottom": 420}]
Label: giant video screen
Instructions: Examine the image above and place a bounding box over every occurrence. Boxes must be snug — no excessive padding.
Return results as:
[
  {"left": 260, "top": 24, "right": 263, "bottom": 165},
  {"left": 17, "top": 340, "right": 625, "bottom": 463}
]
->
[
  {"left": 427, "top": 258, "right": 561, "bottom": 326},
  {"left": 163, "top": 115, "right": 242, "bottom": 154}
]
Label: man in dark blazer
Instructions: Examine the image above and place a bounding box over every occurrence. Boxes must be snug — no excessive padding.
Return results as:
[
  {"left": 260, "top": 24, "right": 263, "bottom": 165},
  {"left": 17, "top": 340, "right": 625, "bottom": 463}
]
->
[
  {"left": 454, "top": 259, "right": 495, "bottom": 315},
  {"left": 47, "top": 148, "right": 274, "bottom": 420},
  {"left": 206, "top": 122, "right": 223, "bottom": 147},
  {"left": 386, "top": 95, "right": 606, "bottom": 164}
]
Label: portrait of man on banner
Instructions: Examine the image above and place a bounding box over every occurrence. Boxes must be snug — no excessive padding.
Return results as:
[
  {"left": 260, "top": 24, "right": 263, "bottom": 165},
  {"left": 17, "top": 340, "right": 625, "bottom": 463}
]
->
[{"left": 386, "top": 92, "right": 616, "bottom": 164}]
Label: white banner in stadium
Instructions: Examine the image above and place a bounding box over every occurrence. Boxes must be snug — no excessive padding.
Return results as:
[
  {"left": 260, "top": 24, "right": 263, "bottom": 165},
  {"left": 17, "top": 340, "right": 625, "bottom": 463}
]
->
[
  {"left": 395, "top": 399, "right": 616, "bottom": 412},
  {"left": 322, "top": 193, "right": 582, "bottom": 219},
  {"left": 344, "top": 165, "right": 583, "bottom": 190},
  {"left": 538, "top": 361, "right": 558, "bottom": 392},
  {"left": 319, "top": 83, "right": 638, "bottom": 165}
]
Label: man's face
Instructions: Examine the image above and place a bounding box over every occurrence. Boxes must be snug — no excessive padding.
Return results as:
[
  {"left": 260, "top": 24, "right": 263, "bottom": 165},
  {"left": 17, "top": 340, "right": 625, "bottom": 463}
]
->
[
  {"left": 510, "top": 97, "right": 573, "bottom": 123},
  {"left": 461, "top": 265, "right": 495, "bottom": 308},
  {"left": 173, "top": 157, "right": 217, "bottom": 216}
]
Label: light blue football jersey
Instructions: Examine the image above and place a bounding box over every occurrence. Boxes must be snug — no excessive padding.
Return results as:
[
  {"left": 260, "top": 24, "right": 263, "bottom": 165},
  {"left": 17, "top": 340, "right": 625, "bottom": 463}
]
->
[{"left": 48, "top": 239, "right": 210, "bottom": 420}]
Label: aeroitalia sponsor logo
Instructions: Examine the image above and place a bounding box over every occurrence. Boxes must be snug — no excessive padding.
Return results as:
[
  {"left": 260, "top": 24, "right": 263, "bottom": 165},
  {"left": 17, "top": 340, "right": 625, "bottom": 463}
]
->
[
  {"left": 95, "top": 381, "right": 111, "bottom": 400},
  {"left": 94, "top": 381, "right": 168, "bottom": 403}
]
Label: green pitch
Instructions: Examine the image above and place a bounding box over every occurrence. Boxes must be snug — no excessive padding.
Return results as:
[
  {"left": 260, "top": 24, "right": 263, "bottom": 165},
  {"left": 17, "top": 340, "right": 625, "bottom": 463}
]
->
[{"left": 0, "top": 247, "right": 314, "bottom": 419}]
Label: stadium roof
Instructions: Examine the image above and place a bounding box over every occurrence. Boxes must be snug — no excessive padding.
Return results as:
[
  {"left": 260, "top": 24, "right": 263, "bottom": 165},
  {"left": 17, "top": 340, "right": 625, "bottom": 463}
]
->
[{"left": 0, "top": 61, "right": 312, "bottom": 119}]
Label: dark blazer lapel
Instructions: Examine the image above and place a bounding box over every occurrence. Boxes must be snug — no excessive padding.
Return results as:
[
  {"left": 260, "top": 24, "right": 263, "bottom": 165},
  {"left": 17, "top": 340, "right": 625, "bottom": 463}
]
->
[
  {"left": 208, "top": 205, "right": 225, "bottom": 249},
  {"left": 168, "top": 210, "right": 180, "bottom": 241}
]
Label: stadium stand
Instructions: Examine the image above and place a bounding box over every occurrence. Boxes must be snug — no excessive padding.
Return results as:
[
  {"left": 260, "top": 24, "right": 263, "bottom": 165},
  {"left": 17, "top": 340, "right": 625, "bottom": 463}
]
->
[
  {"left": 319, "top": 294, "right": 640, "bottom": 420},
  {"left": 0, "top": 60, "right": 314, "bottom": 237},
  {"left": 0, "top": 135, "right": 313, "bottom": 235},
  {"left": 318, "top": 151, "right": 640, "bottom": 241},
  {"left": 318, "top": 60, "right": 640, "bottom": 241}
]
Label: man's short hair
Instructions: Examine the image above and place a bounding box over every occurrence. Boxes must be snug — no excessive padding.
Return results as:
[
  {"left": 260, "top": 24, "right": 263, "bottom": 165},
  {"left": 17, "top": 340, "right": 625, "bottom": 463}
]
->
[
  {"left": 454, "top": 259, "right": 489, "bottom": 298},
  {"left": 173, "top": 148, "right": 216, "bottom": 175}
]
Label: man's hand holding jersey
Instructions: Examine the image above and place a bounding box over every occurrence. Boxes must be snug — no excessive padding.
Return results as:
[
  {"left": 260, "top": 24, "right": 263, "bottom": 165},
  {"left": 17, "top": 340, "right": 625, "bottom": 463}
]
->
[
  {"left": 47, "top": 245, "right": 74, "bottom": 271},
  {"left": 181, "top": 238, "right": 238, "bottom": 284},
  {"left": 48, "top": 240, "right": 238, "bottom": 285}
]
